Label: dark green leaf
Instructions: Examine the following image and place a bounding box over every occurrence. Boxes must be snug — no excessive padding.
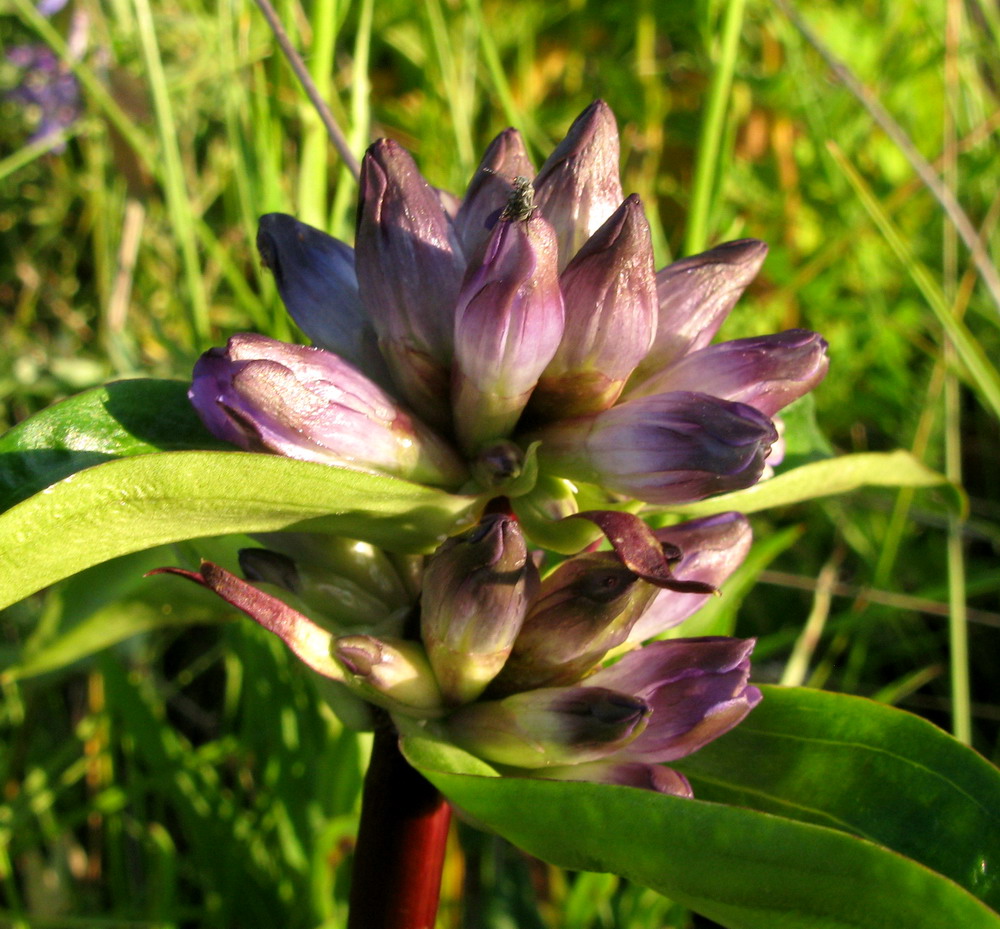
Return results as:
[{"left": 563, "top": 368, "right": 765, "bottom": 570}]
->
[
  {"left": 402, "top": 732, "right": 1000, "bottom": 929},
  {"left": 0, "top": 379, "right": 225, "bottom": 512},
  {"left": 0, "top": 451, "right": 479, "bottom": 610},
  {"left": 674, "top": 685, "right": 1000, "bottom": 910}
]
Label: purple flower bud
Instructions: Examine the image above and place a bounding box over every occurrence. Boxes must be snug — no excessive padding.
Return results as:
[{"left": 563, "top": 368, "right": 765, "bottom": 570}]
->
[
  {"left": 534, "top": 100, "right": 625, "bottom": 269},
  {"left": 535, "top": 760, "right": 693, "bottom": 796},
  {"left": 527, "top": 196, "right": 657, "bottom": 421},
  {"left": 256, "top": 214, "right": 391, "bottom": 387},
  {"left": 631, "top": 240, "right": 769, "bottom": 382},
  {"left": 627, "top": 513, "right": 753, "bottom": 644},
  {"left": 588, "top": 637, "right": 761, "bottom": 762},
  {"left": 189, "top": 333, "right": 467, "bottom": 487},
  {"left": 533, "top": 391, "right": 778, "bottom": 504},
  {"left": 452, "top": 214, "right": 565, "bottom": 452},
  {"left": 445, "top": 686, "right": 650, "bottom": 768},
  {"left": 627, "top": 330, "right": 829, "bottom": 417},
  {"left": 420, "top": 514, "right": 538, "bottom": 704},
  {"left": 334, "top": 634, "right": 445, "bottom": 717},
  {"left": 454, "top": 128, "right": 536, "bottom": 258},
  {"left": 492, "top": 552, "right": 658, "bottom": 693},
  {"left": 355, "top": 139, "right": 466, "bottom": 426}
]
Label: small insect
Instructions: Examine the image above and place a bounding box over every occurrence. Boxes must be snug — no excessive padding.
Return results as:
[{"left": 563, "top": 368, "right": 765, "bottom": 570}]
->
[
  {"left": 482, "top": 168, "right": 537, "bottom": 223},
  {"left": 500, "top": 174, "right": 536, "bottom": 222}
]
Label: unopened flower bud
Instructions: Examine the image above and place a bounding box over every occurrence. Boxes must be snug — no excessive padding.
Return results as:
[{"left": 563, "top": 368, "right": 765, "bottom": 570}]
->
[
  {"left": 334, "top": 634, "right": 445, "bottom": 717},
  {"left": 528, "top": 195, "right": 657, "bottom": 421},
  {"left": 631, "top": 239, "right": 769, "bottom": 381},
  {"left": 256, "top": 213, "right": 390, "bottom": 386},
  {"left": 355, "top": 139, "right": 466, "bottom": 426},
  {"left": 626, "top": 329, "right": 829, "bottom": 417},
  {"left": 420, "top": 514, "right": 538, "bottom": 704},
  {"left": 445, "top": 686, "right": 649, "bottom": 768},
  {"left": 493, "top": 552, "right": 658, "bottom": 692},
  {"left": 533, "top": 99, "right": 624, "bottom": 269},
  {"left": 587, "top": 637, "right": 761, "bottom": 762},
  {"left": 452, "top": 214, "right": 565, "bottom": 453},
  {"left": 238, "top": 544, "right": 411, "bottom": 637},
  {"left": 189, "top": 333, "right": 467, "bottom": 488},
  {"left": 454, "top": 128, "right": 536, "bottom": 258},
  {"left": 533, "top": 391, "right": 778, "bottom": 504}
]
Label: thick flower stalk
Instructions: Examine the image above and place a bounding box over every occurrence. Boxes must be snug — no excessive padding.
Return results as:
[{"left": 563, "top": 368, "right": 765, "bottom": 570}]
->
[{"left": 171, "top": 102, "right": 827, "bottom": 802}]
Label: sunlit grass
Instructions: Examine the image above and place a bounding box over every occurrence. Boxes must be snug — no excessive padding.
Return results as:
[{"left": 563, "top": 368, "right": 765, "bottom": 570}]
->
[{"left": 1, "top": 0, "right": 998, "bottom": 924}]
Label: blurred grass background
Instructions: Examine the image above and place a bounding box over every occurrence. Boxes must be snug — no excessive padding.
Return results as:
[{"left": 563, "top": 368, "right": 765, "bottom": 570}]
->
[{"left": 1, "top": 0, "right": 999, "bottom": 925}]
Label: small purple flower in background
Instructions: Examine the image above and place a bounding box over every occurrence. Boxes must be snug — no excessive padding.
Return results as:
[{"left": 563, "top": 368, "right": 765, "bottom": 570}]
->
[
  {"left": 5, "top": 1, "right": 85, "bottom": 152},
  {"left": 170, "top": 101, "right": 828, "bottom": 793}
]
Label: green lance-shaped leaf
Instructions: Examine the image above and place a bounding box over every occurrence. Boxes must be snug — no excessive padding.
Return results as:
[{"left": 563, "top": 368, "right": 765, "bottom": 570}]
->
[
  {"left": 402, "top": 729, "right": 1000, "bottom": 929},
  {"left": 0, "top": 451, "right": 479, "bottom": 611},
  {"left": 0, "top": 379, "right": 225, "bottom": 512},
  {"left": 664, "top": 450, "right": 961, "bottom": 517},
  {"left": 674, "top": 685, "right": 1000, "bottom": 912}
]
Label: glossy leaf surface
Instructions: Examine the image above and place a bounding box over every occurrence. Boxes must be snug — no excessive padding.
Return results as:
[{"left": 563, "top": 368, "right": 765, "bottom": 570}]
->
[
  {"left": 403, "top": 714, "right": 1000, "bottom": 929},
  {"left": 675, "top": 685, "right": 1000, "bottom": 910},
  {"left": 0, "top": 379, "right": 224, "bottom": 512},
  {"left": 0, "top": 451, "right": 479, "bottom": 610},
  {"left": 666, "top": 450, "right": 958, "bottom": 517}
]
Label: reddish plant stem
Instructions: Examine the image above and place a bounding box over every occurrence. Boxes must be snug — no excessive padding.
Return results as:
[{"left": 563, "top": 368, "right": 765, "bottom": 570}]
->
[{"left": 348, "top": 716, "right": 452, "bottom": 929}]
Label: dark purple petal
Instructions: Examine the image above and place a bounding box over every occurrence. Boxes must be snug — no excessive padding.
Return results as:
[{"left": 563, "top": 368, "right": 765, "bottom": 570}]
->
[
  {"left": 150, "top": 561, "right": 343, "bottom": 679},
  {"left": 569, "top": 509, "right": 717, "bottom": 593},
  {"left": 445, "top": 685, "right": 650, "bottom": 768},
  {"left": 628, "top": 513, "right": 753, "bottom": 643},
  {"left": 355, "top": 139, "right": 466, "bottom": 426},
  {"left": 454, "top": 128, "right": 536, "bottom": 258},
  {"left": 631, "top": 240, "right": 769, "bottom": 381},
  {"left": 533, "top": 391, "right": 778, "bottom": 504},
  {"left": 537, "top": 761, "right": 693, "bottom": 796},
  {"left": 452, "top": 213, "right": 565, "bottom": 452},
  {"left": 627, "top": 329, "right": 829, "bottom": 417},
  {"left": 189, "top": 334, "right": 467, "bottom": 487},
  {"left": 528, "top": 195, "right": 657, "bottom": 420},
  {"left": 420, "top": 514, "right": 538, "bottom": 704},
  {"left": 256, "top": 213, "right": 391, "bottom": 387},
  {"left": 590, "top": 637, "right": 757, "bottom": 693},
  {"left": 533, "top": 100, "right": 624, "bottom": 270}
]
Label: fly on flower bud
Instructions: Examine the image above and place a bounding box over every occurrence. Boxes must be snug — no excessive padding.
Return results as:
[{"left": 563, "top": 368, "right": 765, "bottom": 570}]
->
[
  {"left": 188, "top": 333, "right": 468, "bottom": 488},
  {"left": 527, "top": 195, "right": 657, "bottom": 421},
  {"left": 452, "top": 212, "right": 565, "bottom": 453},
  {"left": 420, "top": 514, "right": 539, "bottom": 705},
  {"left": 532, "top": 390, "right": 778, "bottom": 504},
  {"left": 491, "top": 552, "right": 659, "bottom": 693},
  {"left": 333, "top": 634, "right": 445, "bottom": 717},
  {"left": 355, "top": 139, "right": 466, "bottom": 428},
  {"left": 454, "top": 128, "right": 536, "bottom": 258},
  {"left": 533, "top": 99, "right": 625, "bottom": 270},
  {"left": 445, "top": 686, "right": 650, "bottom": 768}
]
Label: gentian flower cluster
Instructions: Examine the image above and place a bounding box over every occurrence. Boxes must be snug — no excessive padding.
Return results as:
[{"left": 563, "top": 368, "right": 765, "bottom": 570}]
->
[{"left": 168, "top": 101, "right": 828, "bottom": 794}]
